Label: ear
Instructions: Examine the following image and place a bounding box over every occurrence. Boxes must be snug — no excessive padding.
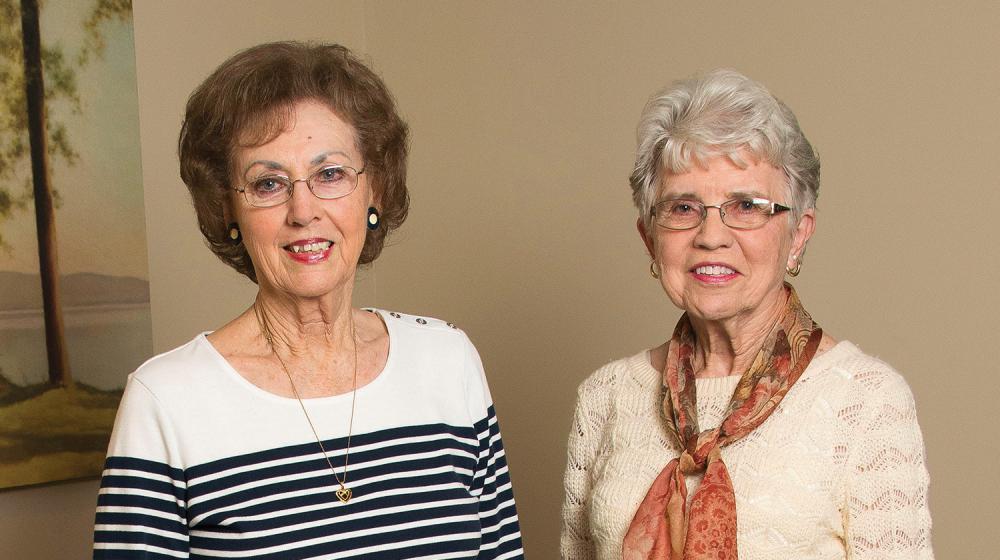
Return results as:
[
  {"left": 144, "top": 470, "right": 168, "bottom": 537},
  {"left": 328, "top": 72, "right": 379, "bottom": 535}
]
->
[
  {"left": 787, "top": 208, "right": 816, "bottom": 267},
  {"left": 637, "top": 217, "right": 655, "bottom": 258}
]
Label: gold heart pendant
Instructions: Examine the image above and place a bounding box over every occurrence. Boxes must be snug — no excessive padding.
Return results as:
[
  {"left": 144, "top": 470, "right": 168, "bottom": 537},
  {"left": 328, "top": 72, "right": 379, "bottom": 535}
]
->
[{"left": 335, "top": 487, "right": 352, "bottom": 503}]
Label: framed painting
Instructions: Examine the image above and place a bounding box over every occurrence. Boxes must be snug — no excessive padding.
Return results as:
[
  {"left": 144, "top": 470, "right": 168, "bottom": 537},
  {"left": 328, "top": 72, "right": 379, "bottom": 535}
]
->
[{"left": 0, "top": 0, "right": 150, "bottom": 489}]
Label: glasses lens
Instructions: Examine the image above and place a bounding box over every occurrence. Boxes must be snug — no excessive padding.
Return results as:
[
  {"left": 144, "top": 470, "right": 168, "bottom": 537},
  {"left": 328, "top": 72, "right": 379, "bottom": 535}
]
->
[
  {"left": 656, "top": 200, "right": 704, "bottom": 230},
  {"left": 309, "top": 166, "right": 359, "bottom": 200},
  {"left": 246, "top": 176, "right": 291, "bottom": 207},
  {"left": 721, "top": 198, "right": 772, "bottom": 229}
]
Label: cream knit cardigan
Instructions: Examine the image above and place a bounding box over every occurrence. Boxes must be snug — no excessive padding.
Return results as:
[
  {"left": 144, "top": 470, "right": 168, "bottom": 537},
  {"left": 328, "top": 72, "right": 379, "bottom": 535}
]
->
[{"left": 560, "top": 341, "right": 933, "bottom": 559}]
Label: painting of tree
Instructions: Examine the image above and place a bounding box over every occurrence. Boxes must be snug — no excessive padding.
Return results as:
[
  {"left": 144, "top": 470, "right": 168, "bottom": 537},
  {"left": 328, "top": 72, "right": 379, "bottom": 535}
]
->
[{"left": 0, "top": 0, "right": 151, "bottom": 489}]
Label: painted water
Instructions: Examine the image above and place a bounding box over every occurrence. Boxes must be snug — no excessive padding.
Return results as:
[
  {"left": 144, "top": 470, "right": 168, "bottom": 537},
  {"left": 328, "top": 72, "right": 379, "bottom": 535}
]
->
[{"left": 0, "top": 303, "right": 151, "bottom": 391}]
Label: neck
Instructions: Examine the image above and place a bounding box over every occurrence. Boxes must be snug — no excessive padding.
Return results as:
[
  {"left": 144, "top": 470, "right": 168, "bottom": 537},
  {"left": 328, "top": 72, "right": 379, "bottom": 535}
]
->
[
  {"left": 688, "top": 291, "right": 788, "bottom": 378},
  {"left": 251, "top": 286, "right": 358, "bottom": 386},
  {"left": 254, "top": 286, "right": 355, "bottom": 351}
]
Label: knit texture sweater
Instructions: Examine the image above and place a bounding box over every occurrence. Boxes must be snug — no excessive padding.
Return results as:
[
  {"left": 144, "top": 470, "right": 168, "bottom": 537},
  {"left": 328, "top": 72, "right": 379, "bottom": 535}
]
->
[{"left": 560, "top": 341, "right": 932, "bottom": 559}]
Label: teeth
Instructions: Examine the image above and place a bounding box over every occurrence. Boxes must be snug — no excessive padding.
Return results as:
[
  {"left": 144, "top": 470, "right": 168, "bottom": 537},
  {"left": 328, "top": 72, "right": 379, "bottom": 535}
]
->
[
  {"left": 289, "top": 241, "right": 332, "bottom": 253},
  {"left": 695, "top": 265, "right": 734, "bottom": 276}
]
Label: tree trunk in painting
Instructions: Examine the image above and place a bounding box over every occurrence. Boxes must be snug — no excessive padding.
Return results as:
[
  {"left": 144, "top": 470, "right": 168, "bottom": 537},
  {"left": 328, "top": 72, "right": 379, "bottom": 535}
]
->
[{"left": 20, "top": 0, "right": 73, "bottom": 388}]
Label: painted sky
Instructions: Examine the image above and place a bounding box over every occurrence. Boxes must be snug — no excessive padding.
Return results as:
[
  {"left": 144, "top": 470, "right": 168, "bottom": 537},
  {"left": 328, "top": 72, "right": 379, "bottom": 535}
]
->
[{"left": 0, "top": 3, "right": 147, "bottom": 279}]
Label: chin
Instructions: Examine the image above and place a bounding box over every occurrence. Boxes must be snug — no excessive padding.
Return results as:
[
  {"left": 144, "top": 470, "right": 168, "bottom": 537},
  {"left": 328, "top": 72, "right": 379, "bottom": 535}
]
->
[{"left": 683, "top": 295, "right": 746, "bottom": 323}]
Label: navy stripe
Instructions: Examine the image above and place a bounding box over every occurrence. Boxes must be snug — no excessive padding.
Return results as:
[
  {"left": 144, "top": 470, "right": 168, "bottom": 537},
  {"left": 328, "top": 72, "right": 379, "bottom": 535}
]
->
[
  {"left": 94, "top": 548, "right": 183, "bottom": 560},
  {"left": 189, "top": 449, "right": 478, "bottom": 519},
  {"left": 244, "top": 520, "right": 483, "bottom": 560},
  {"left": 185, "top": 423, "right": 475, "bottom": 480},
  {"left": 103, "top": 455, "right": 186, "bottom": 482},
  {"left": 188, "top": 433, "right": 477, "bottom": 497}
]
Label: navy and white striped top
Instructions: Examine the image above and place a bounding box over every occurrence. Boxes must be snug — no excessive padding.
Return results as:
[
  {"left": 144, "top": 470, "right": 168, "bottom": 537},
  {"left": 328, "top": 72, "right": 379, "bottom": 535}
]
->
[{"left": 94, "top": 310, "right": 523, "bottom": 559}]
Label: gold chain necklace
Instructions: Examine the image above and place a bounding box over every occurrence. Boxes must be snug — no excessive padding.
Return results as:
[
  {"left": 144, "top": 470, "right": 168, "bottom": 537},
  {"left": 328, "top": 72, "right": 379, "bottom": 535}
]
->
[{"left": 254, "top": 303, "right": 358, "bottom": 504}]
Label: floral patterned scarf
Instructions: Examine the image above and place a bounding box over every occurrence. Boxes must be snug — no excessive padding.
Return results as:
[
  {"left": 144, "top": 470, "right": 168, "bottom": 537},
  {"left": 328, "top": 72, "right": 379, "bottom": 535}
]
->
[{"left": 623, "top": 283, "right": 822, "bottom": 560}]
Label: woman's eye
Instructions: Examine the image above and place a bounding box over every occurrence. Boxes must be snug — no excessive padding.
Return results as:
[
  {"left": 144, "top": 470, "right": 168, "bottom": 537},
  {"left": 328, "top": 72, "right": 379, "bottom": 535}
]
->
[
  {"left": 670, "top": 202, "right": 697, "bottom": 215},
  {"left": 251, "top": 177, "right": 287, "bottom": 195},
  {"left": 735, "top": 199, "right": 762, "bottom": 213},
  {"left": 316, "top": 167, "right": 346, "bottom": 183}
]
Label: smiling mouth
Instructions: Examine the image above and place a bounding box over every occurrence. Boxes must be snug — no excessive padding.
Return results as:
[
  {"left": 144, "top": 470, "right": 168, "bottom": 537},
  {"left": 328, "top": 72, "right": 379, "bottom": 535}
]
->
[
  {"left": 285, "top": 240, "right": 333, "bottom": 254},
  {"left": 693, "top": 265, "right": 736, "bottom": 276}
]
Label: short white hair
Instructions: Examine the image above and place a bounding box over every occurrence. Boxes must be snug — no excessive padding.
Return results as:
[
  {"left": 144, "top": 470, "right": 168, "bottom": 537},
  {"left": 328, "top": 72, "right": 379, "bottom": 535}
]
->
[{"left": 630, "top": 69, "right": 820, "bottom": 228}]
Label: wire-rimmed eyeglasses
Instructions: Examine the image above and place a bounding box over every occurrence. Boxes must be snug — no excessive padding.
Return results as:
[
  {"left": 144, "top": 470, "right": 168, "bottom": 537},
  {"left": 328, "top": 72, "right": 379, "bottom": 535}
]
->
[
  {"left": 235, "top": 165, "right": 365, "bottom": 208},
  {"left": 651, "top": 197, "right": 792, "bottom": 230}
]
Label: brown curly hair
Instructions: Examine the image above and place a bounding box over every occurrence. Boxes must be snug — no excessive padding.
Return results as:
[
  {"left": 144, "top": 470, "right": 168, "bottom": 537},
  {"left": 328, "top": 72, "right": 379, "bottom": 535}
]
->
[{"left": 179, "top": 41, "right": 409, "bottom": 283}]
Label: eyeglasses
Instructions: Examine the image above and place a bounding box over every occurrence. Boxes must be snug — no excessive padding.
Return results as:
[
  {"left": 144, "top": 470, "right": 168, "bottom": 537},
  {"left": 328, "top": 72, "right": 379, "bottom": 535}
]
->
[
  {"left": 235, "top": 165, "right": 365, "bottom": 208},
  {"left": 651, "top": 197, "right": 792, "bottom": 230}
]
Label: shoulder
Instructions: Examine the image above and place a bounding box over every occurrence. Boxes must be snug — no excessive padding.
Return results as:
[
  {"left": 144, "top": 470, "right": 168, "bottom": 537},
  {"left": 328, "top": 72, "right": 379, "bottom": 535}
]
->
[
  {"left": 804, "top": 341, "right": 920, "bottom": 422},
  {"left": 127, "top": 334, "right": 225, "bottom": 398},
  {"left": 813, "top": 342, "right": 914, "bottom": 395},
  {"left": 374, "top": 308, "right": 476, "bottom": 366},
  {"left": 374, "top": 309, "right": 495, "bottom": 418},
  {"left": 575, "top": 350, "right": 656, "bottom": 410},
  {"left": 374, "top": 308, "right": 468, "bottom": 343}
]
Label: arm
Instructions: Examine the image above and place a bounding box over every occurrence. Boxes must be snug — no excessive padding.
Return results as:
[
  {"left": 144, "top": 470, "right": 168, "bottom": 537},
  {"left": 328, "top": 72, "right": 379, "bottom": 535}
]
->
[
  {"left": 94, "top": 376, "right": 190, "bottom": 559},
  {"left": 560, "top": 372, "right": 613, "bottom": 560},
  {"left": 462, "top": 336, "right": 524, "bottom": 560},
  {"left": 844, "top": 368, "right": 933, "bottom": 560}
]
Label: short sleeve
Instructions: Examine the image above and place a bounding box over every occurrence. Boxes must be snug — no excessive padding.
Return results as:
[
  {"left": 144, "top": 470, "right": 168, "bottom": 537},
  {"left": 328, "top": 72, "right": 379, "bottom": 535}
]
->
[
  {"left": 462, "top": 335, "right": 525, "bottom": 559},
  {"left": 842, "top": 366, "right": 933, "bottom": 560},
  {"left": 93, "top": 375, "right": 190, "bottom": 559}
]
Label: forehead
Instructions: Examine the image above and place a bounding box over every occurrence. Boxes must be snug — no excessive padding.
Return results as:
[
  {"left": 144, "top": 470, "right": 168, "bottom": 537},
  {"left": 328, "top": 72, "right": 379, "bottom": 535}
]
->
[
  {"left": 658, "top": 154, "right": 786, "bottom": 200},
  {"left": 233, "top": 101, "right": 360, "bottom": 172}
]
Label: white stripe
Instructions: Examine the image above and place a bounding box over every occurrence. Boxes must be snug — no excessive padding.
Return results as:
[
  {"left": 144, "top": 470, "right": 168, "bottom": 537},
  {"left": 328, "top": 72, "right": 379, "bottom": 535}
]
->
[
  {"left": 97, "top": 486, "right": 187, "bottom": 509},
  {"left": 93, "top": 541, "right": 189, "bottom": 558},
  {"left": 479, "top": 524, "right": 523, "bottom": 553},
  {"left": 477, "top": 493, "right": 516, "bottom": 521},
  {"left": 191, "top": 495, "right": 476, "bottom": 540},
  {"left": 96, "top": 505, "right": 185, "bottom": 524},
  {"left": 94, "top": 524, "right": 188, "bottom": 543}
]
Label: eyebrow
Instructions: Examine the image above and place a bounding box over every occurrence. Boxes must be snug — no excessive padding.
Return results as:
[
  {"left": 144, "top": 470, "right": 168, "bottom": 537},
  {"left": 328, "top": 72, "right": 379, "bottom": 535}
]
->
[
  {"left": 659, "top": 189, "right": 769, "bottom": 201},
  {"left": 241, "top": 150, "right": 353, "bottom": 176}
]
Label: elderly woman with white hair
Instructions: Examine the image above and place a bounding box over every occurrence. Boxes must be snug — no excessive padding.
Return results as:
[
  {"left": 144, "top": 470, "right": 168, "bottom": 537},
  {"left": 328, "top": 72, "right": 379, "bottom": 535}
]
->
[{"left": 560, "top": 70, "right": 933, "bottom": 560}]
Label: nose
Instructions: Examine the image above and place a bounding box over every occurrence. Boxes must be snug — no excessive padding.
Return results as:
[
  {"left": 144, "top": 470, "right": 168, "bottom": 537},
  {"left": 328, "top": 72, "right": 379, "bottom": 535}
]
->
[
  {"left": 285, "top": 179, "right": 321, "bottom": 226},
  {"left": 693, "top": 206, "right": 733, "bottom": 250}
]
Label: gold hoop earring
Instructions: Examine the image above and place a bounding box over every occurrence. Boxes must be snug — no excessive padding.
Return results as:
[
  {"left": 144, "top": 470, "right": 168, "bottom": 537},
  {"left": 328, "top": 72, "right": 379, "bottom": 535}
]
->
[
  {"left": 650, "top": 261, "right": 660, "bottom": 279},
  {"left": 786, "top": 256, "right": 801, "bottom": 277}
]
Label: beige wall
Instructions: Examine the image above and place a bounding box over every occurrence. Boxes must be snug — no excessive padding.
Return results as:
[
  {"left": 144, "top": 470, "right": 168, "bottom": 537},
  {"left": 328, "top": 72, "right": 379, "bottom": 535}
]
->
[{"left": 2, "top": 1, "right": 998, "bottom": 557}]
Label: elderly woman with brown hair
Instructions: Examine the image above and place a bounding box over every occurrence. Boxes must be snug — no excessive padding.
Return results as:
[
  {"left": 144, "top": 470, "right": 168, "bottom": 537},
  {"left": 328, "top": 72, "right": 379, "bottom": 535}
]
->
[
  {"left": 560, "top": 70, "right": 932, "bottom": 559},
  {"left": 93, "top": 42, "right": 523, "bottom": 560}
]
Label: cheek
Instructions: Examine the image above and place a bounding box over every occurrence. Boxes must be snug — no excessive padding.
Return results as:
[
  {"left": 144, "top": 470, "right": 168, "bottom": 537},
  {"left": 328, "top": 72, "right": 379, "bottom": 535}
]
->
[{"left": 655, "top": 238, "right": 691, "bottom": 297}]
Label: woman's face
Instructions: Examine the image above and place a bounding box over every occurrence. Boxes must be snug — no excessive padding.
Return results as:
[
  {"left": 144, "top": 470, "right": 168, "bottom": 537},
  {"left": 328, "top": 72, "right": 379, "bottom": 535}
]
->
[
  {"left": 230, "top": 100, "right": 371, "bottom": 300},
  {"left": 640, "top": 153, "right": 814, "bottom": 326}
]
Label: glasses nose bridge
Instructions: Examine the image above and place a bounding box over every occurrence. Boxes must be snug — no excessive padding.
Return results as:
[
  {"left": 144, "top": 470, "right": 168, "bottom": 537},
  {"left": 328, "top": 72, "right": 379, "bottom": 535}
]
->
[
  {"left": 283, "top": 175, "right": 325, "bottom": 211},
  {"left": 700, "top": 202, "right": 729, "bottom": 227},
  {"left": 287, "top": 176, "right": 320, "bottom": 200}
]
